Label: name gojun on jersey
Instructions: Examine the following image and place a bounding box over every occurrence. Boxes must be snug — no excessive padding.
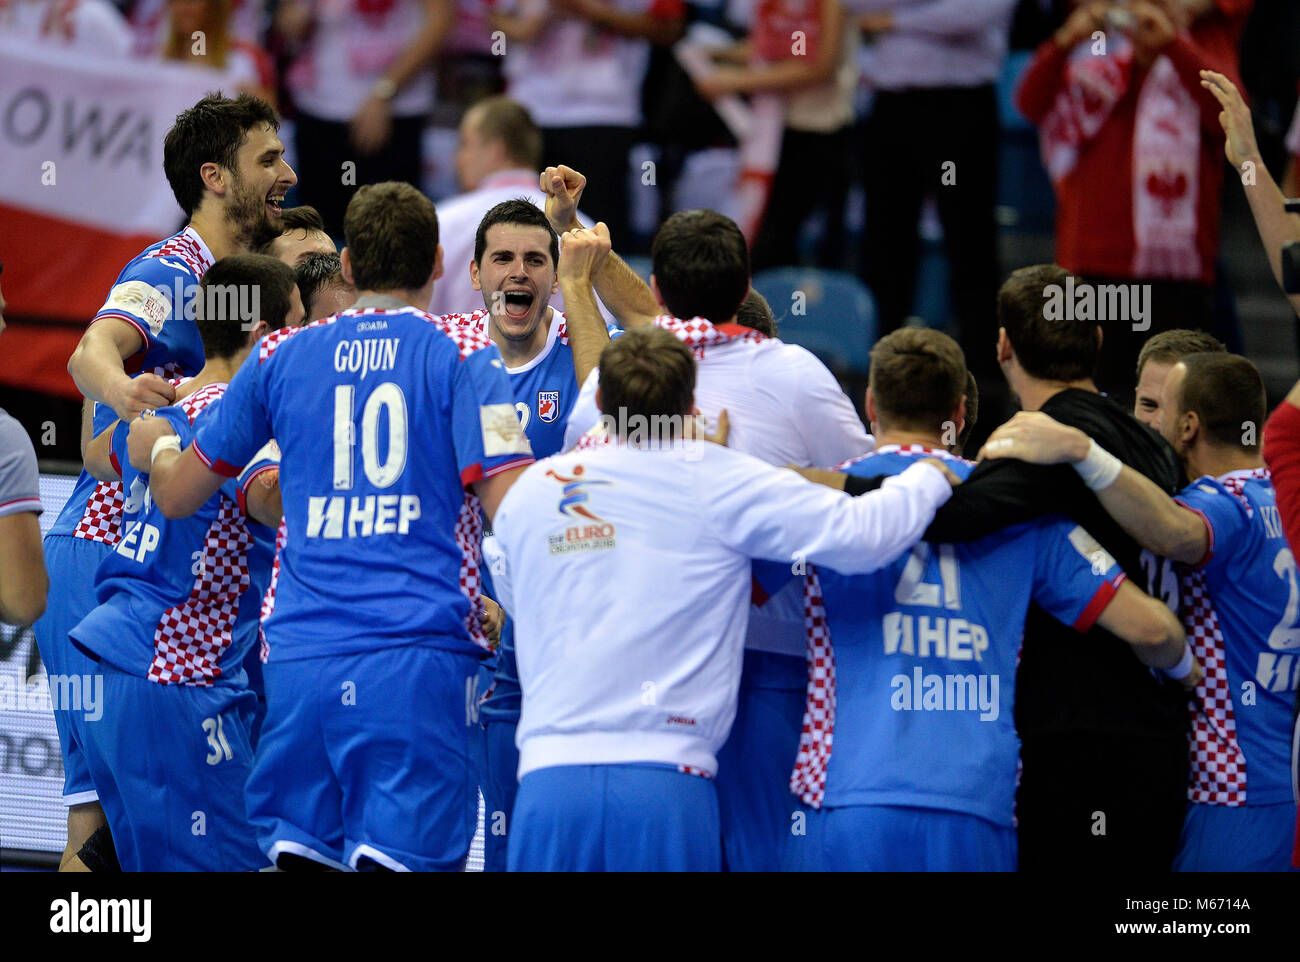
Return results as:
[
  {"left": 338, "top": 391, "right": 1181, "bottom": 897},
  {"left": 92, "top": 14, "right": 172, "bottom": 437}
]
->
[
  {"left": 70, "top": 383, "right": 277, "bottom": 685},
  {"left": 192, "top": 306, "right": 533, "bottom": 662}
]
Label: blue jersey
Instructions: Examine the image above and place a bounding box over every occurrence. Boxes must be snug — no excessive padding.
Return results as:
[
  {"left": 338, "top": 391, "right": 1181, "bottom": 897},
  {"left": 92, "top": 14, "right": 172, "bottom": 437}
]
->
[
  {"left": 793, "top": 446, "right": 1127, "bottom": 826},
  {"left": 1176, "top": 469, "right": 1299, "bottom": 806},
  {"left": 48, "top": 228, "right": 213, "bottom": 543},
  {"left": 191, "top": 306, "right": 534, "bottom": 662},
  {"left": 70, "top": 383, "right": 277, "bottom": 685},
  {"left": 459, "top": 308, "right": 619, "bottom": 720}
]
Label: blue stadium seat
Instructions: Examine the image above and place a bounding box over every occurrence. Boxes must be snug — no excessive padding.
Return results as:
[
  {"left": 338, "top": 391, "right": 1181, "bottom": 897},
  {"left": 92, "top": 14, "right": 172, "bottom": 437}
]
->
[{"left": 751, "top": 268, "right": 877, "bottom": 376}]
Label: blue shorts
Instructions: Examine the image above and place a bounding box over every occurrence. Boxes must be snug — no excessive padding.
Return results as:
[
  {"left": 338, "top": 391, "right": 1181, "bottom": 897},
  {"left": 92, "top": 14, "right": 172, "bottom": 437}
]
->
[
  {"left": 32, "top": 534, "right": 111, "bottom": 804},
  {"left": 782, "top": 804, "right": 1017, "bottom": 871},
  {"left": 1174, "top": 801, "right": 1300, "bottom": 872},
  {"left": 714, "top": 650, "right": 805, "bottom": 872},
  {"left": 509, "top": 763, "right": 721, "bottom": 872},
  {"left": 247, "top": 643, "right": 480, "bottom": 871},
  {"left": 74, "top": 662, "right": 264, "bottom": 871},
  {"left": 481, "top": 717, "right": 520, "bottom": 873}
]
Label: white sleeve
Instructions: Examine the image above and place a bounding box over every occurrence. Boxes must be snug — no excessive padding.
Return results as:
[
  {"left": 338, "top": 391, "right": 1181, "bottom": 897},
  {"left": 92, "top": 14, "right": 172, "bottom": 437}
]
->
[
  {"left": 698, "top": 449, "right": 952, "bottom": 575},
  {"left": 766, "top": 344, "right": 873, "bottom": 467},
  {"left": 481, "top": 534, "right": 514, "bottom": 616},
  {"left": 563, "top": 368, "right": 603, "bottom": 451}
]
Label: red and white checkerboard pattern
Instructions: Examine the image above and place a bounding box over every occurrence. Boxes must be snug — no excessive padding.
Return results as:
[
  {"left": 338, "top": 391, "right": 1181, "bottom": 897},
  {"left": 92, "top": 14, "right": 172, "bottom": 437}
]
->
[
  {"left": 178, "top": 382, "right": 229, "bottom": 420},
  {"left": 456, "top": 492, "right": 490, "bottom": 651},
  {"left": 833, "top": 444, "right": 972, "bottom": 473},
  {"left": 434, "top": 309, "right": 495, "bottom": 360},
  {"left": 258, "top": 519, "right": 287, "bottom": 664},
  {"left": 148, "top": 497, "right": 253, "bottom": 685},
  {"left": 149, "top": 228, "right": 213, "bottom": 278},
  {"left": 1178, "top": 468, "right": 1268, "bottom": 805},
  {"left": 677, "top": 765, "right": 713, "bottom": 779},
  {"left": 1181, "top": 564, "right": 1247, "bottom": 804},
  {"left": 72, "top": 481, "right": 124, "bottom": 545},
  {"left": 790, "top": 567, "right": 836, "bottom": 808},
  {"left": 655, "top": 314, "right": 768, "bottom": 359}
]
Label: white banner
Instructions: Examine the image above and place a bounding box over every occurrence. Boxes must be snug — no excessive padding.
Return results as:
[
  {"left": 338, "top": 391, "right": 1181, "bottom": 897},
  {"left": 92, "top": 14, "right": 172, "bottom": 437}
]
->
[{"left": 0, "top": 35, "right": 229, "bottom": 236}]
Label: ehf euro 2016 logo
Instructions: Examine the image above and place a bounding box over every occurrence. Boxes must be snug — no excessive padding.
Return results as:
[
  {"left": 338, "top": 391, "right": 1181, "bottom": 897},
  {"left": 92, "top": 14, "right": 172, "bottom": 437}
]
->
[
  {"left": 547, "top": 466, "right": 616, "bottom": 554},
  {"left": 537, "top": 390, "right": 560, "bottom": 423}
]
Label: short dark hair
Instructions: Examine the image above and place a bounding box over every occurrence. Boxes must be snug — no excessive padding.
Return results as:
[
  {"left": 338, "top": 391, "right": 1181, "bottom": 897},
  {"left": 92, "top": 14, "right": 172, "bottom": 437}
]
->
[
  {"left": 1136, "top": 328, "right": 1226, "bottom": 380},
  {"left": 869, "top": 327, "right": 968, "bottom": 432},
  {"left": 599, "top": 327, "right": 695, "bottom": 427},
  {"left": 735, "top": 288, "right": 777, "bottom": 337},
  {"left": 342, "top": 182, "right": 439, "bottom": 292},
  {"left": 295, "top": 252, "right": 346, "bottom": 318},
  {"left": 197, "top": 254, "right": 296, "bottom": 359},
  {"left": 468, "top": 96, "right": 542, "bottom": 171},
  {"left": 279, "top": 205, "right": 325, "bottom": 234},
  {"left": 997, "top": 264, "right": 1100, "bottom": 382},
  {"left": 956, "top": 370, "right": 979, "bottom": 453},
  {"left": 1177, "top": 352, "right": 1266, "bottom": 451},
  {"left": 474, "top": 199, "right": 558, "bottom": 268},
  {"left": 651, "top": 210, "right": 749, "bottom": 324},
  {"left": 164, "top": 93, "right": 279, "bottom": 218}
]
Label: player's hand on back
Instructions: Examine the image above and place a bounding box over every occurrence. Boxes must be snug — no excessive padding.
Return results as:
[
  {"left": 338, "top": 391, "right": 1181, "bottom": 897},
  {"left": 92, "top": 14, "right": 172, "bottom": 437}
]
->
[
  {"left": 126, "top": 414, "right": 178, "bottom": 473},
  {"left": 109, "top": 372, "right": 176, "bottom": 422},
  {"left": 978, "top": 411, "right": 1090, "bottom": 465},
  {"left": 481, "top": 596, "right": 505, "bottom": 649},
  {"left": 917, "top": 458, "right": 962, "bottom": 487},
  {"left": 682, "top": 408, "right": 729, "bottom": 446},
  {"left": 541, "top": 165, "right": 586, "bottom": 233},
  {"left": 559, "top": 223, "right": 612, "bottom": 284}
]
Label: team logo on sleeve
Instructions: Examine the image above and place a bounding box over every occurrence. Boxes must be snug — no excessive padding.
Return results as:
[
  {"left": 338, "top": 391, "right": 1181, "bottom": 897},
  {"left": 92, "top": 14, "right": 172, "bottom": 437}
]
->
[
  {"left": 102, "top": 281, "right": 172, "bottom": 337},
  {"left": 537, "top": 390, "right": 560, "bottom": 423},
  {"left": 480, "top": 403, "right": 533, "bottom": 457},
  {"left": 546, "top": 466, "right": 615, "bottom": 554}
]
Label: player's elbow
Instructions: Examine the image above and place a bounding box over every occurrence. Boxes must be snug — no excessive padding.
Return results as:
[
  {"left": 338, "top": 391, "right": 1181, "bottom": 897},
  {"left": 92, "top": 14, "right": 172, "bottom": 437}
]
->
[
  {"left": 1131, "top": 600, "right": 1184, "bottom": 656},
  {"left": 0, "top": 576, "right": 48, "bottom": 628}
]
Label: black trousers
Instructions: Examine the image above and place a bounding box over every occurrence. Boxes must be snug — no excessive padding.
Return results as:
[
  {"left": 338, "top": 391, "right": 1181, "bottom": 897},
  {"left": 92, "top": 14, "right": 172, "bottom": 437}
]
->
[
  {"left": 751, "top": 125, "right": 855, "bottom": 272},
  {"left": 1016, "top": 733, "right": 1190, "bottom": 872},
  {"left": 293, "top": 111, "right": 426, "bottom": 239},
  {"left": 541, "top": 126, "right": 636, "bottom": 247},
  {"left": 861, "top": 85, "right": 1002, "bottom": 378}
]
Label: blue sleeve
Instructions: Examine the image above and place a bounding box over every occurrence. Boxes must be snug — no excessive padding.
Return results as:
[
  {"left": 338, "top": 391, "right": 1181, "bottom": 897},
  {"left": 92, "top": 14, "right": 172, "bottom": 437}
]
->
[
  {"left": 1175, "top": 480, "right": 1248, "bottom": 572},
  {"left": 192, "top": 346, "right": 273, "bottom": 478},
  {"left": 1030, "top": 519, "right": 1128, "bottom": 633},
  {"left": 453, "top": 344, "right": 534, "bottom": 486},
  {"left": 753, "top": 558, "right": 797, "bottom": 601},
  {"left": 92, "top": 256, "right": 193, "bottom": 359}
]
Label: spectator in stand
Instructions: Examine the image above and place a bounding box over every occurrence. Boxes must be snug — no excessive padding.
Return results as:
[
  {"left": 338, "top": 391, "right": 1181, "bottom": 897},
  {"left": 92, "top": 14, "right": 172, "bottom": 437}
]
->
[
  {"left": 0, "top": 0, "right": 132, "bottom": 55},
  {"left": 154, "top": 0, "right": 275, "bottom": 106},
  {"left": 852, "top": 0, "right": 1017, "bottom": 384},
  {"left": 490, "top": 0, "right": 686, "bottom": 246},
  {"left": 693, "top": 0, "right": 860, "bottom": 271},
  {"left": 1015, "top": 0, "right": 1251, "bottom": 401},
  {"left": 127, "top": 0, "right": 264, "bottom": 55},
  {"left": 275, "top": 0, "right": 453, "bottom": 237},
  {"left": 428, "top": 96, "right": 607, "bottom": 318}
]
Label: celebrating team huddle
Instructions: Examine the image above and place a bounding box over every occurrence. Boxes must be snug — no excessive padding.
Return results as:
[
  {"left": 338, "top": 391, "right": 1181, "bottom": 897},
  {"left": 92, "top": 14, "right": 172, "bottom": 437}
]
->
[{"left": 31, "top": 94, "right": 1300, "bottom": 873}]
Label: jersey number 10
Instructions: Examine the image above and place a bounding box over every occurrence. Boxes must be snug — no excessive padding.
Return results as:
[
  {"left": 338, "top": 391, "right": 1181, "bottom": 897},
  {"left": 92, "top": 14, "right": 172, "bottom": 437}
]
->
[{"left": 333, "top": 383, "right": 409, "bottom": 490}]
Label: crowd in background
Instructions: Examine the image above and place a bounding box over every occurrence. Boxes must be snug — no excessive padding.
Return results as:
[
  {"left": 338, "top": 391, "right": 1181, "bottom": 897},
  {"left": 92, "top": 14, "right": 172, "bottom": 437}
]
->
[{"left": 5, "top": 0, "right": 1300, "bottom": 417}]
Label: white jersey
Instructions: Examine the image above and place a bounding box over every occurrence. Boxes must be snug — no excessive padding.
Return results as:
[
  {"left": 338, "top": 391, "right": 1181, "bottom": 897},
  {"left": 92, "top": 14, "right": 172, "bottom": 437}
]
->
[
  {"left": 564, "top": 315, "right": 874, "bottom": 655},
  {"left": 486, "top": 441, "right": 951, "bottom": 778},
  {"left": 499, "top": 0, "right": 682, "bottom": 128},
  {"left": 427, "top": 170, "right": 610, "bottom": 323},
  {"left": 284, "top": 0, "right": 434, "bottom": 121},
  {"left": 1, "top": 0, "right": 131, "bottom": 55}
]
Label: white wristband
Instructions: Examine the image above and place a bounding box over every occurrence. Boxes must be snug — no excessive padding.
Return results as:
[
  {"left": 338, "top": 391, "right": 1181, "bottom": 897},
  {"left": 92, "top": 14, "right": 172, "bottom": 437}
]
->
[
  {"left": 150, "top": 434, "right": 181, "bottom": 467},
  {"left": 1163, "top": 643, "right": 1195, "bottom": 681},
  {"left": 1073, "top": 439, "right": 1123, "bottom": 491}
]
